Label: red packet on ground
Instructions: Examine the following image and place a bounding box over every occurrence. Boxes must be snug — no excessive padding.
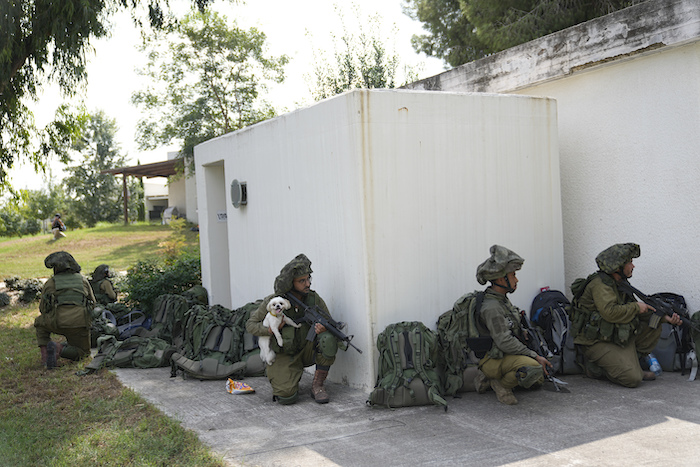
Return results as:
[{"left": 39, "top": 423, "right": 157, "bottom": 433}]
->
[{"left": 226, "top": 378, "right": 255, "bottom": 394}]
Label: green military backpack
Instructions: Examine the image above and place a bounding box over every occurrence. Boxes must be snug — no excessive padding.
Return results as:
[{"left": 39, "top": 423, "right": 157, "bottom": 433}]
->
[
  {"left": 367, "top": 321, "right": 447, "bottom": 410},
  {"left": 170, "top": 304, "right": 248, "bottom": 380},
  {"left": 83, "top": 335, "right": 176, "bottom": 373},
  {"left": 148, "top": 294, "right": 192, "bottom": 345},
  {"left": 435, "top": 291, "right": 488, "bottom": 396}
]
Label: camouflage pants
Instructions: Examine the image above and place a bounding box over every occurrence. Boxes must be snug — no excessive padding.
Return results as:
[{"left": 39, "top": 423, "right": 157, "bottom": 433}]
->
[
  {"left": 35, "top": 324, "right": 91, "bottom": 361},
  {"left": 581, "top": 323, "right": 662, "bottom": 388},
  {"left": 265, "top": 332, "right": 336, "bottom": 398},
  {"left": 479, "top": 354, "right": 543, "bottom": 390}
]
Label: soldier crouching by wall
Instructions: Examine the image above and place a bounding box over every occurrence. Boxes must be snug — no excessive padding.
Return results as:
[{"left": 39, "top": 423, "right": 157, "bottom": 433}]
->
[
  {"left": 473, "top": 245, "right": 552, "bottom": 405},
  {"left": 246, "top": 254, "right": 344, "bottom": 405},
  {"left": 571, "top": 243, "right": 681, "bottom": 387},
  {"left": 35, "top": 251, "right": 96, "bottom": 369}
]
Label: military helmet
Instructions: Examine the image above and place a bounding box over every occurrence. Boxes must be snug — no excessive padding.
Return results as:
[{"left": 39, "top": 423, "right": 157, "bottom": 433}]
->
[
  {"left": 45, "top": 251, "right": 81, "bottom": 274},
  {"left": 476, "top": 245, "right": 524, "bottom": 285},
  {"left": 182, "top": 285, "right": 209, "bottom": 306},
  {"left": 274, "top": 254, "right": 313, "bottom": 294},
  {"left": 595, "top": 243, "right": 640, "bottom": 274},
  {"left": 92, "top": 264, "right": 111, "bottom": 280}
]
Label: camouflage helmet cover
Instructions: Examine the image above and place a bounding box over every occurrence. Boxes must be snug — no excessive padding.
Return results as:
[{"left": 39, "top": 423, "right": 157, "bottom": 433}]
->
[
  {"left": 595, "top": 243, "right": 640, "bottom": 274},
  {"left": 274, "top": 254, "right": 313, "bottom": 295},
  {"left": 182, "top": 285, "right": 209, "bottom": 306},
  {"left": 45, "top": 251, "right": 81, "bottom": 274},
  {"left": 92, "top": 264, "right": 110, "bottom": 280},
  {"left": 476, "top": 245, "right": 524, "bottom": 285}
]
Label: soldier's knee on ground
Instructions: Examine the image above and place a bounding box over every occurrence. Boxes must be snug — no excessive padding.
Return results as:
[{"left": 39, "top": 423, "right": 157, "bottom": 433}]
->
[
  {"left": 275, "top": 391, "right": 299, "bottom": 405},
  {"left": 60, "top": 344, "right": 87, "bottom": 361},
  {"left": 515, "top": 365, "right": 544, "bottom": 389},
  {"left": 609, "top": 368, "right": 642, "bottom": 388},
  {"left": 317, "top": 331, "right": 338, "bottom": 359}
]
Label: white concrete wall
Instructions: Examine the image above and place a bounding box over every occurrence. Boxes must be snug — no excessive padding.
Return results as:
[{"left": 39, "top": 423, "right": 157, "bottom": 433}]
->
[
  {"left": 168, "top": 177, "right": 186, "bottom": 218},
  {"left": 195, "top": 89, "right": 563, "bottom": 389},
  {"left": 514, "top": 42, "right": 700, "bottom": 307},
  {"left": 404, "top": 0, "right": 700, "bottom": 311},
  {"left": 185, "top": 174, "right": 198, "bottom": 224}
]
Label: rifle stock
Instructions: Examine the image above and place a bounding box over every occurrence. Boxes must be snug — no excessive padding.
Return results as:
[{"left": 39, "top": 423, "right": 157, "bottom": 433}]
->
[{"left": 284, "top": 293, "right": 363, "bottom": 354}]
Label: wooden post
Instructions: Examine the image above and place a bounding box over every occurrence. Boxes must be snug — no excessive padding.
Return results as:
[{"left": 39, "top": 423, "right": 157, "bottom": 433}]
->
[{"left": 122, "top": 172, "right": 129, "bottom": 225}]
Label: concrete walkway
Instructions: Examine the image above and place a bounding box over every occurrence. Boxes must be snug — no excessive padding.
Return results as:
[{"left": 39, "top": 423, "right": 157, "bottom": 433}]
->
[{"left": 114, "top": 367, "right": 700, "bottom": 466}]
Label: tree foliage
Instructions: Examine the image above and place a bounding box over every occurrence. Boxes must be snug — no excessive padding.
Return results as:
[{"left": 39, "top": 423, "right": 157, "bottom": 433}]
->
[
  {"left": 0, "top": 0, "right": 216, "bottom": 193},
  {"left": 63, "top": 110, "right": 143, "bottom": 227},
  {"left": 404, "top": 0, "right": 646, "bottom": 67},
  {"left": 310, "top": 5, "right": 417, "bottom": 101},
  {"left": 0, "top": 184, "right": 63, "bottom": 237},
  {"left": 132, "top": 9, "right": 287, "bottom": 169}
]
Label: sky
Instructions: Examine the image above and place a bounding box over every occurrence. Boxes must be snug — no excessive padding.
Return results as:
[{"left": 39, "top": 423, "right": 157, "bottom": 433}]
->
[{"left": 9, "top": 0, "right": 446, "bottom": 190}]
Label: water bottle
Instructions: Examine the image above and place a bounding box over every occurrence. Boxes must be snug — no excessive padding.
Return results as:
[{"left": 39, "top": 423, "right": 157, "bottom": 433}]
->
[{"left": 648, "top": 353, "right": 662, "bottom": 376}]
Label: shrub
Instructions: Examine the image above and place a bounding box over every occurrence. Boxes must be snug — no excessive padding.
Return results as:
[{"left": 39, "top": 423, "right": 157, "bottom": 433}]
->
[
  {"left": 23, "top": 219, "right": 41, "bottom": 236},
  {"left": 16, "top": 278, "right": 43, "bottom": 303},
  {"left": 3, "top": 277, "right": 43, "bottom": 303},
  {"left": 122, "top": 253, "right": 201, "bottom": 315},
  {"left": 4, "top": 276, "right": 21, "bottom": 289}
]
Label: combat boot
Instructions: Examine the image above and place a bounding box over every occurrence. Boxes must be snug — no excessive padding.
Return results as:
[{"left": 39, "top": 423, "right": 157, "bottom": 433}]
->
[
  {"left": 46, "top": 341, "right": 65, "bottom": 369},
  {"left": 490, "top": 379, "right": 518, "bottom": 405},
  {"left": 310, "top": 369, "right": 330, "bottom": 404},
  {"left": 40, "top": 346, "right": 48, "bottom": 367},
  {"left": 474, "top": 370, "right": 490, "bottom": 394}
]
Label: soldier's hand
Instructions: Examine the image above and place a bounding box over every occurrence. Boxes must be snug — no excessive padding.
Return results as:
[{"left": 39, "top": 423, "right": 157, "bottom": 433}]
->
[
  {"left": 315, "top": 323, "right": 327, "bottom": 334},
  {"left": 665, "top": 312, "right": 682, "bottom": 326},
  {"left": 638, "top": 301, "right": 655, "bottom": 314},
  {"left": 535, "top": 355, "right": 552, "bottom": 376}
]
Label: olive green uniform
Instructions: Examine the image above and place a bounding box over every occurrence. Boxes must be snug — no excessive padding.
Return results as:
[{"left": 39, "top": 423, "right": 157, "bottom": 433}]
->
[
  {"left": 91, "top": 278, "right": 117, "bottom": 305},
  {"left": 478, "top": 290, "right": 544, "bottom": 390},
  {"left": 247, "top": 290, "right": 337, "bottom": 398},
  {"left": 35, "top": 272, "right": 96, "bottom": 360},
  {"left": 574, "top": 273, "right": 662, "bottom": 387}
]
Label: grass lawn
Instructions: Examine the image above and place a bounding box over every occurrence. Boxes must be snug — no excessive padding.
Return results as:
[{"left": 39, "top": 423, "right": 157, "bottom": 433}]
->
[
  {"left": 0, "top": 223, "right": 227, "bottom": 466},
  {"left": 0, "top": 222, "right": 200, "bottom": 279}
]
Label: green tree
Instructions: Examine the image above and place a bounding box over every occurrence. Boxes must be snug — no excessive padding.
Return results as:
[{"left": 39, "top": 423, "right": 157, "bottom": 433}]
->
[
  {"left": 310, "top": 4, "right": 416, "bottom": 100},
  {"left": 132, "top": 9, "right": 287, "bottom": 170},
  {"left": 0, "top": 183, "right": 69, "bottom": 237},
  {"left": 63, "top": 110, "right": 142, "bottom": 227},
  {"left": 17, "top": 183, "right": 68, "bottom": 224},
  {"left": 404, "top": 0, "right": 646, "bottom": 67},
  {"left": 0, "top": 0, "right": 216, "bottom": 193}
]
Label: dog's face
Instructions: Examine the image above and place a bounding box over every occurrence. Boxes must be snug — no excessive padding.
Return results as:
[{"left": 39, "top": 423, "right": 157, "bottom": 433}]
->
[{"left": 267, "top": 296, "right": 291, "bottom": 315}]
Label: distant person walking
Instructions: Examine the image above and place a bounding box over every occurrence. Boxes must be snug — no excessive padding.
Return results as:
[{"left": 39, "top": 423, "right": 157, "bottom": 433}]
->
[{"left": 51, "top": 213, "right": 66, "bottom": 240}]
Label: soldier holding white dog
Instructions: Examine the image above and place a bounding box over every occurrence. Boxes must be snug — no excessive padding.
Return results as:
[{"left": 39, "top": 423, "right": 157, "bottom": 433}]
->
[{"left": 246, "top": 254, "right": 342, "bottom": 405}]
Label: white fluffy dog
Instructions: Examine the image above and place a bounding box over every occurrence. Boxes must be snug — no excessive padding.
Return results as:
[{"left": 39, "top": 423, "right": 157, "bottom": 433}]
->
[{"left": 258, "top": 296, "right": 301, "bottom": 365}]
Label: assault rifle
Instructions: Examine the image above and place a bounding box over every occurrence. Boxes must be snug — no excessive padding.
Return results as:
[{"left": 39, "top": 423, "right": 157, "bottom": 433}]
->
[
  {"left": 519, "top": 310, "right": 570, "bottom": 393},
  {"left": 284, "top": 293, "right": 363, "bottom": 354},
  {"left": 617, "top": 279, "right": 700, "bottom": 334}
]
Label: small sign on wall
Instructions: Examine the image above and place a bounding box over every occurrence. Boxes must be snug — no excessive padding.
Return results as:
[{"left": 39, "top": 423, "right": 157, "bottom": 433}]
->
[{"left": 216, "top": 211, "right": 227, "bottom": 222}]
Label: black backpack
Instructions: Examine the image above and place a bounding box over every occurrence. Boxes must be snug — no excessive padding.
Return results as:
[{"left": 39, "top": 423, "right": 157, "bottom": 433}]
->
[
  {"left": 529, "top": 289, "right": 580, "bottom": 375},
  {"left": 650, "top": 292, "right": 695, "bottom": 373}
]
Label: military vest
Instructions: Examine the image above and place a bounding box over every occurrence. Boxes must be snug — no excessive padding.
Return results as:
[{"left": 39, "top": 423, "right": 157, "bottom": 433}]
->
[
  {"left": 52, "top": 273, "right": 91, "bottom": 328},
  {"left": 90, "top": 278, "right": 113, "bottom": 305},
  {"left": 570, "top": 272, "right": 639, "bottom": 347}
]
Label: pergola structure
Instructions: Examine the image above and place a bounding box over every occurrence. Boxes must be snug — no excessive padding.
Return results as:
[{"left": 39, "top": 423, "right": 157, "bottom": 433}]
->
[{"left": 102, "top": 159, "right": 181, "bottom": 224}]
